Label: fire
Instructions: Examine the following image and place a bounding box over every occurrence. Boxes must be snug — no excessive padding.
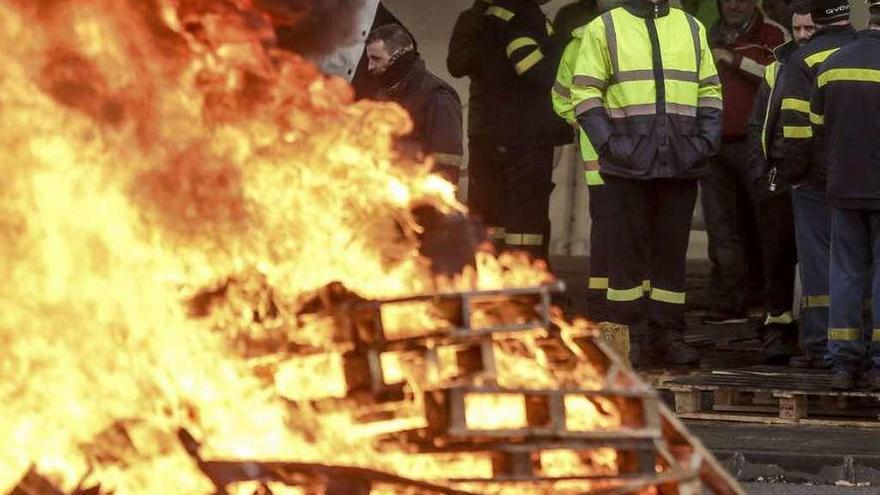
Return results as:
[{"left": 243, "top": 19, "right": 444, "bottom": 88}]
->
[{"left": 0, "top": 1, "right": 618, "bottom": 494}]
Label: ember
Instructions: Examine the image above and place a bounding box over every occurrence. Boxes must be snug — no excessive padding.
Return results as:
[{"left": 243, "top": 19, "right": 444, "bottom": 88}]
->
[{"left": 0, "top": 1, "right": 742, "bottom": 494}]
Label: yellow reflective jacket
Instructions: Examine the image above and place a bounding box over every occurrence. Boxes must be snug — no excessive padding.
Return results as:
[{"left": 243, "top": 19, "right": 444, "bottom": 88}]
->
[
  {"left": 570, "top": 0, "right": 723, "bottom": 180},
  {"left": 552, "top": 27, "right": 603, "bottom": 186}
]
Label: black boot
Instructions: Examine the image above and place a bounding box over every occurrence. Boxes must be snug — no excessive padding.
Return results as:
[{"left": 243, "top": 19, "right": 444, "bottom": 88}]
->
[
  {"left": 628, "top": 339, "right": 655, "bottom": 369},
  {"left": 654, "top": 332, "right": 699, "bottom": 366},
  {"left": 762, "top": 323, "right": 797, "bottom": 365}
]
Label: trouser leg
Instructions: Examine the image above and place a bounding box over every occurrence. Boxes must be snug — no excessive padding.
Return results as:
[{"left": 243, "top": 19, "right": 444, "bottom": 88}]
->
[
  {"left": 791, "top": 186, "right": 831, "bottom": 361},
  {"left": 757, "top": 191, "right": 797, "bottom": 318},
  {"left": 648, "top": 179, "right": 698, "bottom": 342},
  {"left": 871, "top": 212, "right": 880, "bottom": 371},
  {"left": 587, "top": 182, "right": 609, "bottom": 322},
  {"left": 602, "top": 175, "right": 650, "bottom": 341},
  {"left": 502, "top": 144, "right": 554, "bottom": 259},
  {"left": 467, "top": 136, "right": 506, "bottom": 245},
  {"left": 700, "top": 144, "right": 747, "bottom": 313},
  {"left": 828, "top": 207, "right": 870, "bottom": 372}
]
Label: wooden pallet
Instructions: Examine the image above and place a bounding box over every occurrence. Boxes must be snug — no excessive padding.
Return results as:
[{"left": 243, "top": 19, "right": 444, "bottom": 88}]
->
[{"left": 660, "top": 366, "right": 880, "bottom": 427}]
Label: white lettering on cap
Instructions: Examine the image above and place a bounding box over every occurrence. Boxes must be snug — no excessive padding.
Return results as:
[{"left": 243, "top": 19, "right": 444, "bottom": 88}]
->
[{"left": 825, "top": 4, "right": 850, "bottom": 14}]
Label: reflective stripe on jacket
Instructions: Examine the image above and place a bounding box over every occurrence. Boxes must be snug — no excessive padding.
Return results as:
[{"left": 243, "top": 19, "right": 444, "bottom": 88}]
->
[
  {"left": 811, "top": 30, "right": 880, "bottom": 210},
  {"left": 571, "top": 0, "right": 722, "bottom": 180},
  {"left": 779, "top": 24, "right": 856, "bottom": 188},
  {"left": 477, "top": 0, "right": 569, "bottom": 143}
]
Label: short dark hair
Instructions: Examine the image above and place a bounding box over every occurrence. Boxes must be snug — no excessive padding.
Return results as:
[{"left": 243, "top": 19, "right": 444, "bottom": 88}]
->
[
  {"left": 790, "top": 0, "right": 812, "bottom": 17},
  {"left": 366, "top": 23, "right": 414, "bottom": 55}
]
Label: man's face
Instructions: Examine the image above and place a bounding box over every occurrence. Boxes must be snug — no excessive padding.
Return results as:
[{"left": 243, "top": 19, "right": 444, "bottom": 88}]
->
[
  {"left": 792, "top": 13, "right": 817, "bottom": 44},
  {"left": 366, "top": 40, "right": 393, "bottom": 76},
  {"left": 720, "top": 0, "right": 758, "bottom": 26}
]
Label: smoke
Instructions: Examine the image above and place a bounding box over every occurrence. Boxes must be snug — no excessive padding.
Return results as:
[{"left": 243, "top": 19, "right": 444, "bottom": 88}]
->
[{"left": 262, "top": 0, "right": 368, "bottom": 57}]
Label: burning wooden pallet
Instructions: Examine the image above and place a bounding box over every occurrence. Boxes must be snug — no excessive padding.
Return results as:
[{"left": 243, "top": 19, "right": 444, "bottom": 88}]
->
[
  {"left": 313, "top": 283, "right": 745, "bottom": 494},
  {"left": 8, "top": 283, "right": 743, "bottom": 495},
  {"left": 661, "top": 366, "right": 880, "bottom": 427}
]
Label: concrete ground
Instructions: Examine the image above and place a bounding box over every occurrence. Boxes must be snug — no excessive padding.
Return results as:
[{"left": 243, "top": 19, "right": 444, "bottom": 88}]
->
[{"left": 743, "top": 483, "right": 878, "bottom": 494}]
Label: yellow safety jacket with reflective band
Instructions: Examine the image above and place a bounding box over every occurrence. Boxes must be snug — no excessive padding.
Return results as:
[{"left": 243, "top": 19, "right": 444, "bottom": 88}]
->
[
  {"left": 570, "top": 1, "right": 723, "bottom": 180},
  {"left": 552, "top": 27, "right": 602, "bottom": 186}
]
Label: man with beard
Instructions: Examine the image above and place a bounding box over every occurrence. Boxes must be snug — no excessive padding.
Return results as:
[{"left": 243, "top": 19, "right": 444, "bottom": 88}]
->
[
  {"left": 777, "top": 0, "right": 857, "bottom": 385},
  {"left": 365, "top": 23, "right": 464, "bottom": 184},
  {"left": 747, "top": 0, "right": 817, "bottom": 365}
]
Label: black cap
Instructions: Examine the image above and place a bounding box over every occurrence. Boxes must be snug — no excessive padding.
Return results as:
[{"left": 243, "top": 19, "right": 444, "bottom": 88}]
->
[{"left": 811, "top": 0, "right": 851, "bottom": 23}]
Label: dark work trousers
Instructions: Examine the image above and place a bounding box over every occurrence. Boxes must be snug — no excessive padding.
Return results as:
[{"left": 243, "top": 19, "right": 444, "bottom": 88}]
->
[
  {"left": 602, "top": 175, "right": 698, "bottom": 343},
  {"left": 496, "top": 142, "right": 555, "bottom": 259},
  {"left": 586, "top": 182, "right": 609, "bottom": 322},
  {"left": 467, "top": 135, "right": 506, "bottom": 243},
  {"left": 756, "top": 191, "right": 798, "bottom": 318},
  {"left": 828, "top": 208, "right": 880, "bottom": 372},
  {"left": 791, "top": 186, "right": 831, "bottom": 362},
  {"left": 700, "top": 139, "right": 764, "bottom": 313}
]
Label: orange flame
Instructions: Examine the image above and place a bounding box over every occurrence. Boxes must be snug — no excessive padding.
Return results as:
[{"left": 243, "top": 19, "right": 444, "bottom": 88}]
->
[{"left": 0, "top": 1, "right": 615, "bottom": 493}]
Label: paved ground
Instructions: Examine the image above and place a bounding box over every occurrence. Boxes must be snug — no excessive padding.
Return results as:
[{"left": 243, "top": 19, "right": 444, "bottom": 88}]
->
[
  {"left": 743, "top": 483, "right": 879, "bottom": 494},
  {"left": 547, "top": 255, "right": 880, "bottom": 492}
]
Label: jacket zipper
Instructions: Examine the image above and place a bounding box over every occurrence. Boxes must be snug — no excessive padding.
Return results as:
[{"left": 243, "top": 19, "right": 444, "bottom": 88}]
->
[{"left": 644, "top": 7, "right": 669, "bottom": 157}]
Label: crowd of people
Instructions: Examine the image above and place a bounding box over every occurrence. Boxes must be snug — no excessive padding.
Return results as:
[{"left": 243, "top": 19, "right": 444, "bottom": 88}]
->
[{"left": 318, "top": 0, "right": 880, "bottom": 390}]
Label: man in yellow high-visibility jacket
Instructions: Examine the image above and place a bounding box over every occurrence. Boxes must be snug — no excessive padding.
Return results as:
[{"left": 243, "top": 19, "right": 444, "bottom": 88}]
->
[
  {"left": 571, "top": 0, "right": 723, "bottom": 367},
  {"left": 552, "top": 26, "right": 609, "bottom": 322}
]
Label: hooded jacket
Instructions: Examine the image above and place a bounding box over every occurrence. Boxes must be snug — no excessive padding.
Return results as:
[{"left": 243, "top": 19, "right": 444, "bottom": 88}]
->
[{"left": 571, "top": 0, "right": 723, "bottom": 180}]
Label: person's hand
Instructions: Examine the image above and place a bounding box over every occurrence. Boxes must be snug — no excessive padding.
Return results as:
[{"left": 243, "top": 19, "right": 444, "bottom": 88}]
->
[{"left": 711, "top": 48, "right": 735, "bottom": 65}]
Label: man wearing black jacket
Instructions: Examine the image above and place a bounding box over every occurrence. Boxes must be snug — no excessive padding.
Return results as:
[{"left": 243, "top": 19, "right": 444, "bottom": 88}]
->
[
  {"left": 447, "top": 1, "right": 501, "bottom": 240},
  {"left": 777, "top": 0, "right": 856, "bottom": 374},
  {"left": 475, "top": 0, "right": 569, "bottom": 259},
  {"left": 811, "top": 7, "right": 880, "bottom": 389},
  {"left": 746, "top": 0, "right": 814, "bottom": 364},
  {"left": 366, "top": 24, "right": 464, "bottom": 183}
]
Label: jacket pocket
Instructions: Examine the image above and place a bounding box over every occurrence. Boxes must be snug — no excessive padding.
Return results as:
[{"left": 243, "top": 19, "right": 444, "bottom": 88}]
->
[{"left": 672, "top": 120, "right": 710, "bottom": 172}]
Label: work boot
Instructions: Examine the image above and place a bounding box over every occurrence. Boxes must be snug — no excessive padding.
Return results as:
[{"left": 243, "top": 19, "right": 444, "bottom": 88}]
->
[
  {"left": 790, "top": 354, "right": 831, "bottom": 369},
  {"left": 628, "top": 339, "right": 655, "bottom": 369},
  {"left": 831, "top": 370, "right": 857, "bottom": 390},
  {"left": 654, "top": 333, "right": 700, "bottom": 366},
  {"left": 762, "top": 325, "right": 797, "bottom": 365}
]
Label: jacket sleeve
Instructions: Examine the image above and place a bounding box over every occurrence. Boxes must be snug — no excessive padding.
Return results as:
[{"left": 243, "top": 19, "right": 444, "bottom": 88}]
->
[
  {"left": 696, "top": 22, "right": 723, "bottom": 156},
  {"left": 447, "top": 6, "right": 482, "bottom": 78},
  {"left": 727, "top": 27, "right": 788, "bottom": 81},
  {"left": 746, "top": 72, "right": 772, "bottom": 184},
  {"left": 809, "top": 69, "right": 827, "bottom": 177},
  {"left": 487, "top": 7, "right": 561, "bottom": 89},
  {"left": 552, "top": 38, "right": 580, "bottom": 125},
  {"left": 780, "top": 57, "right": 814, "bottom": 185},
  {"left": 572, "top": 19, "right": 614, "bottom": 153},
  {"left": 424, "top": 88, "right": 465, "bottom": 169}
]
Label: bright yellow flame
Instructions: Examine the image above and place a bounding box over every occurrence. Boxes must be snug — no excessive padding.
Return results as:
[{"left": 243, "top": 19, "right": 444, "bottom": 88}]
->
[{"left": 0, "top": 0, "right": 620, "bottom": 493}]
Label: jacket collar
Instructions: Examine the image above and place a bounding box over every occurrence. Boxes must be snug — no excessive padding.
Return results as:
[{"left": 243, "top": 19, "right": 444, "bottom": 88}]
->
[
  {"left": 622, "top": 0, "right": 670, "bottom": 19},
  {"left": 772, "top": 39, "right": 799, "bottom": 63},
  {"left": 811, "top": 22, "right": 856, "bottom": 38}
]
